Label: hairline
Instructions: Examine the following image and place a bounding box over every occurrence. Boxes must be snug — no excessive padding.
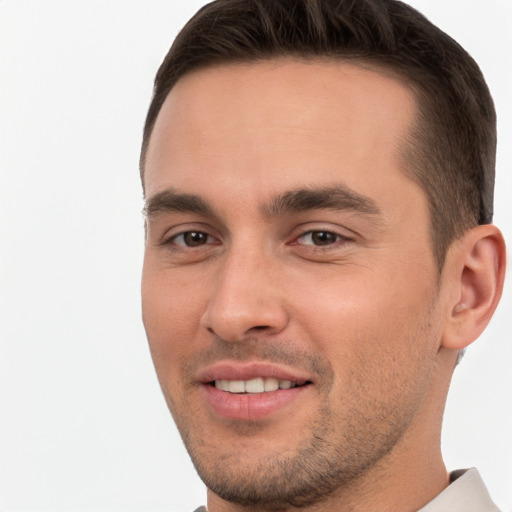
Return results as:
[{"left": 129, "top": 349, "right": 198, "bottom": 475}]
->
[
  {"left": 141, "top": 55, "right": 424, "bottom": 184},
  {"left": 140, "top": 55, "right": 467, "bottom": 272}
]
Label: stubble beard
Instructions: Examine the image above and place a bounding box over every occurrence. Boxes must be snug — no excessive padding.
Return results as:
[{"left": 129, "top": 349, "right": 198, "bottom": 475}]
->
[
  {"left": 174, "top": 390, "right": 418, "bottom": 511},
  {"left": 163, "top": 334, "right": 433, "bottom": 511}
]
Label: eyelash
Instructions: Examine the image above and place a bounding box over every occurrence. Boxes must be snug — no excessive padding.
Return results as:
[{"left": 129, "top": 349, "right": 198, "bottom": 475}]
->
[
  {"left": 293, "top": 230, "right": 349, "bottom": 247},
  {"left": 165, "top": 231, "right": 218, "bottom": 248},
  {"left": 163, "top": 229, "right": 350, "bottom": 249}
]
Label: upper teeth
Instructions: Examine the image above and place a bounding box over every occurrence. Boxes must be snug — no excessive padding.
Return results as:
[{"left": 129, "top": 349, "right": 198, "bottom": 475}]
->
[{"left": 214, "top": 377, "right": 297, "bottom": 393}]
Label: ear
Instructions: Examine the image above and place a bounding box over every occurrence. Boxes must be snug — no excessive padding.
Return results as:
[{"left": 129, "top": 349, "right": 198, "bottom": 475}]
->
[{"left": 441, "top": 224, "right": 506, "bottom": 350}]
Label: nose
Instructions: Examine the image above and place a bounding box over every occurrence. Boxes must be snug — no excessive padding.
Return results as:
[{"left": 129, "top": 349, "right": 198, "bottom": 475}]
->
[{"left": 200, "top": 248, "right": 289, "bottom": 342}]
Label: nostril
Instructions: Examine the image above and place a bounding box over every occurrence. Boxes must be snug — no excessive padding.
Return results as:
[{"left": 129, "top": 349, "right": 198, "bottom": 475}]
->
[{"left": 201, "top": 301, "right": 288, "bottom": 341}]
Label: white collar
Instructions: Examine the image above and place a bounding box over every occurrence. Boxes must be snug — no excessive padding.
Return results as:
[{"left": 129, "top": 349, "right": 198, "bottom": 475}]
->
[{"left": 419, "top": 468, "right": 500, "bottom": 512}]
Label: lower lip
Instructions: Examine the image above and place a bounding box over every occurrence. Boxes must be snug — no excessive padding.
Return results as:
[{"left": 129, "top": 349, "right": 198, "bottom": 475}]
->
[{"left": 202, "top": 384, "right": 310, "bottom": 421}]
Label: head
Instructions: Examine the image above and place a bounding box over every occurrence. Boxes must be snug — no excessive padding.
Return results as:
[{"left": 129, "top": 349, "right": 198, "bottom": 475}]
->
[
  {"left": 140, "top": 1, "right": 505, "bottom": 511},
  {"left": 140, "top": 0, "right": 497, "bottom": 269}
]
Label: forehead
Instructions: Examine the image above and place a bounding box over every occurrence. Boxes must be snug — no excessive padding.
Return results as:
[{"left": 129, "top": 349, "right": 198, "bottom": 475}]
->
[{"left": 144, "top": 58, "right": 418, "bottom": 202}]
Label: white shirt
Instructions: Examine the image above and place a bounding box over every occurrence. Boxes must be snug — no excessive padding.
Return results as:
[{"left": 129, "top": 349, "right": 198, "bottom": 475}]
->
[
  {"left": 419, "top": 468, "right": 500, "bottom": 512},
  {"left": 193, "top": 468, "right": 500, "bottom": 512}
]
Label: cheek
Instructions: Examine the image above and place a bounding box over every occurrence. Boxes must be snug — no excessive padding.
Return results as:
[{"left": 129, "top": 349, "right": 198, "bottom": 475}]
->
[
  {"left": 290, "top": 264, "right": 438, "bottom": 370},
  {"left": 141, "top": 265, "right": 205, "bottom": 377},
  {"left": 141, "top": 269, "right": 209, "bottom": 422},
  {"left": 291, "top": 272, "right": 440, "bottom": 427}
]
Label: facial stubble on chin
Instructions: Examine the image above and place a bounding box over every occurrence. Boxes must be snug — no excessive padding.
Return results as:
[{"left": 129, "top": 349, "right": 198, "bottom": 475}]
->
[{"left": 161, "top": 337, "right": 427, "bottom": 511}]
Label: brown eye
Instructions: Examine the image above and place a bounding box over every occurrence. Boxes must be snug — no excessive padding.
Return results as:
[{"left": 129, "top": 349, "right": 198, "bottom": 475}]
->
[
  {"left": 298, "top": 231, "right": 343, "bottom": 246},
  {"left": 310, "top": 231, "right": 339, "bottom": 245},
  {"left": 174, "top": 231, "right": 212, "bottom": 247}
]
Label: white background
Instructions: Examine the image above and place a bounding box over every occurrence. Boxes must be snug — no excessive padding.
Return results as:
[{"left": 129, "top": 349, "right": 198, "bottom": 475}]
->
[{"left": 0, "top": 1, "right": 511, "bottom": 511}]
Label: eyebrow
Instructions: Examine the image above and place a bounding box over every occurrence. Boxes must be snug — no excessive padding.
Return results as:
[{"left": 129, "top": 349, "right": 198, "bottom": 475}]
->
[
  {"left": 261, "top": 185, "right": 381, "bottom": 218},
  {"left": 144, "top": 188, "right": 214, "bottom": 218},
  {"left": 144, "top": 184, "right": 382, "bottom": 221}
]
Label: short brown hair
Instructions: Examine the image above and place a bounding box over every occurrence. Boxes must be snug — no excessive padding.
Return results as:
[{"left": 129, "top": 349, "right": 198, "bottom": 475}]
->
[{"left": 140, "top": 0, "right": 496, "bottom": 268}]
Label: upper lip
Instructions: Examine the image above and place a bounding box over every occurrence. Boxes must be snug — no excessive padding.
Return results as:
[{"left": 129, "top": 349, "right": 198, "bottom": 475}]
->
[{"left": 196, "top": 361, "right": 313, "bottom": 385}]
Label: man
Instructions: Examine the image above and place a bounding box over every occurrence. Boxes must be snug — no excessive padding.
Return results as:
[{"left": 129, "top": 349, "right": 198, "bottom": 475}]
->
[{"left": 139, "top": 0, "right": 506, "bottom": 511}]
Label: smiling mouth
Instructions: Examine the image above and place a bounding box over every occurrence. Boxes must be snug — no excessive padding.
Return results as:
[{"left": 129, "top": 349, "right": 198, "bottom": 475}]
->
[{"left": 210, "top": 377, "right": 311, "bottom": 394}]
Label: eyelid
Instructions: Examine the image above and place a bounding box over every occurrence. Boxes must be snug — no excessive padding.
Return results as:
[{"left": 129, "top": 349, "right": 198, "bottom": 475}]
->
[
  {"left": 158, "top": 222, "right": 221, "bottom": 247},
  {"left": 294, "top": 230, "right": 347, "bottom": 245},
  {"left": 169, "top": 231, "right": 218, "bottom": 247},
  {"left": 289, "top": 224, "right": 356, "bottom": 245}
]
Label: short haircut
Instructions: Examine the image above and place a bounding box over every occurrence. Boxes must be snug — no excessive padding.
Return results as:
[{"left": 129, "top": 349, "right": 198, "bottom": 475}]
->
[{"left": 140, "top": 0, "right": 496, "bottom": 268}]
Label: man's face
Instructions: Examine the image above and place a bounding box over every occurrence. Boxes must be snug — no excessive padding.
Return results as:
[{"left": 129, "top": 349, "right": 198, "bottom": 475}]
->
[{"left": 142, "top": 60, "right": 447, "bottom": 508}]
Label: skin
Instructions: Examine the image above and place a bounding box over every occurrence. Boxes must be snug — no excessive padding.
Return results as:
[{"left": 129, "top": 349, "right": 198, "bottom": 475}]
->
[{"left": 141, "top": 59, "right": 505, "bottom": 512}]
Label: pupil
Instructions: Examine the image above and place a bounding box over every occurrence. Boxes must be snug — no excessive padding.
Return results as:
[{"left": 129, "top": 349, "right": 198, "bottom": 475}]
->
[
  {"left": 312, "top": 231, "right": 336, "bottom": 245},
  {"left": 185, "top": 232, "right": 207, "bottom": 246}
]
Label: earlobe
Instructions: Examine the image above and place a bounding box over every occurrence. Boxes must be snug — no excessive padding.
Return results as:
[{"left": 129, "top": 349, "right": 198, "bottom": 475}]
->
[{"left": 442, "top": 224, "right": 506, "bottom": 350}]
